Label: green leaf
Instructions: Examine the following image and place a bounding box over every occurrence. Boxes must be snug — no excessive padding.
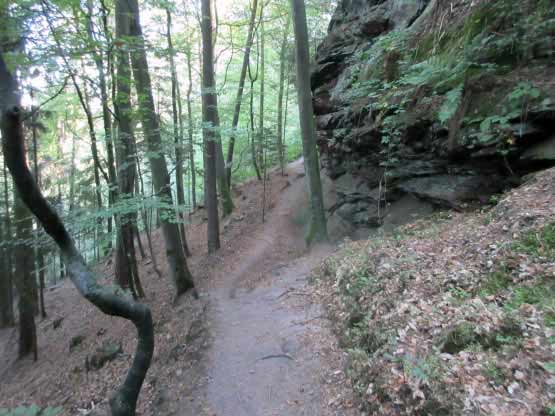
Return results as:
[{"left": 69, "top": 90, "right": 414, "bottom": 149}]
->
[
  {"left": 540, "top": 362, "right": 555, "bottom": 374},
  {"left": 438, "top": 84, "right": 464, "bottom": 124}
]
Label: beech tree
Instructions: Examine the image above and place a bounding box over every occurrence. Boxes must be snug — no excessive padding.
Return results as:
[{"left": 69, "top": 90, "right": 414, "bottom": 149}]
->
[
  {"left": 166, "top": 8, "right": 191, "bottom": 256},
  {"left": 225, "top": 0, "right": 260, "bottom": 185},
  {"left": 0, "top": 158, "right": 14, "bottom": 328},
  {"left": 290, "top": 0, "right": 328, "bottom": 243},
  {"left": 126, "top": 0, "right": 196, "bottom": 295},
  {"left": 200, "top": 0, "right": 221, "bottom": 253},
  {"left": 114, "top": 0, "right": 143, "bottom": 297}
]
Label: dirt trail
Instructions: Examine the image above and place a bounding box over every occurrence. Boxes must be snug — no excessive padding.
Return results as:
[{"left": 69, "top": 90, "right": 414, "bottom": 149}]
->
[{"left": 178, "top": 159, "right": 349, "bottom": 416}]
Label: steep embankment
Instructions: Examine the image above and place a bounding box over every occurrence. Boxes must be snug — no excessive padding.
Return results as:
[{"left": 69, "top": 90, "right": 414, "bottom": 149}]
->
[
  {"left": 315, "top": 167, "right": 555, "bottom": 415},
  {"left": 311, "top": 0, "right": 555, "bottom": 234},
  {"left": 309, "top": 1, "right": 555, "bottom": 414}
]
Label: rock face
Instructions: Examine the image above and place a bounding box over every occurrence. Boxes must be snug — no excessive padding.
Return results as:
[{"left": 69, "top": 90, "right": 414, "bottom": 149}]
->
[{"left": 312, "top": 0, "right": 555, "bottom": 232}]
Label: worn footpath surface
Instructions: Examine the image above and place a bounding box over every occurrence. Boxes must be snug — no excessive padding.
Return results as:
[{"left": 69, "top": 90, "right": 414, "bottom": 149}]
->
[{"left": 171, "top": 159, "right": 355, "bottom": 416}]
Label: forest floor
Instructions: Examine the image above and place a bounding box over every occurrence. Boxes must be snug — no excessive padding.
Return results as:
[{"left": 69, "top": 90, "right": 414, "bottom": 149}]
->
[{"left": 0, "top": 159, "right": 356, "bottom": 415}]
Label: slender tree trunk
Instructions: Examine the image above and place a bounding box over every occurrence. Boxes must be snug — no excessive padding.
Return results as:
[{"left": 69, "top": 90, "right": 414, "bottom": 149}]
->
[
  {"left": 134, "top": 223, "right": 146, "bottom": 259},
  {"left": 248, "top": 31, "right": 262, "bottom": 181},
  {"left": 257, "top": 1, "right": 265, "bottom": 173},
  {"left": 126, "top": 0, "right": 195, "bottom": 295},
  {"left": 276, "top": 17, "right": 290, "bottom": 175},
  {"left": 30, "top": 107, "right": 46, "bottom": 318},
  {"left": 282, "top": 67, "right": 291, "bottom": 169},
  {"left": 225, "top": 0, "right": 259, "bottom": 185},
  {"left": 137, "top": 162, "right": 162, "bottom": 278},
  {"left": 13, "top": 189, "right": 37, "bottom": 359},
  {"left": 200, "top": 0, "right": 221, "bottom": 253},
  {"left": 185, "top": 47, "right": 197, "bottom": 211},
  {"left": 290, "top": 0, "right": 328, "bottom": 243},
  {"left": 166, "top": 9, "right": 191, "bottom": 257},
  {"left": 69, "top": 134, "right": 76, "bottom": 212},
  {"left": 86, "top": 0, "right": 117, "bottom": 255},
  {"left": 0, "top": 188, "right": 14, "bottom": 326},
  {"left": 206, "top": 0, "right": 234, "bottom": 217}
]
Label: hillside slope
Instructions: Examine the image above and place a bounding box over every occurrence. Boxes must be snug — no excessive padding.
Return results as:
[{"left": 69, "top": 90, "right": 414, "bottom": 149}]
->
[{"left": 314, "top": 167, "right": 555, "bottom": 415}]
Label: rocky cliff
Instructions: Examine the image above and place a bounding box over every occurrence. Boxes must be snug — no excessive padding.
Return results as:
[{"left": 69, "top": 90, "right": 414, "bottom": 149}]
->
[{"left": 312, "top": 0, "right": 555, "bottom": 233}]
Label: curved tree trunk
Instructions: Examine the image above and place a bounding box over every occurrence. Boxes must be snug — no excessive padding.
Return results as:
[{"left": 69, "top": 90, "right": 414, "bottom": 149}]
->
[{"left": 1, "top": 88, "right": 154, "bottom": 416}]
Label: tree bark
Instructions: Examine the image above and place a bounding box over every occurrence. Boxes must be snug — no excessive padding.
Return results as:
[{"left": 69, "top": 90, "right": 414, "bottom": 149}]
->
[
  {"left": 30, "top": 105, "right": 46, "bottom": 318},
  {"left": 13, "top": 188, "right": 37, "bottom": 359},
  {"left": 248, "top": 30, "right": 262, "bottom": 181},
  {"left": 200, "top": 0, "right": 221, "bottom": 253},
  {"left": 290, "top": 0, "right": 328, "bottom": 243},
  {"left": 126, "top": 0, "right": 195, "bottom": 295},
  {"left": 276, "top": 17, "right": 291, "bottom": 175},
  {"left": 225, "top": 0, "right": 259, "bottom": 186},
  {"left": 166, "top": 9, "right": 191, "bottom": 257},
  {"left": 185, "top": 46, "right": 197, "bottom": 211},
  {"left": 0, "top": 193, "right": 14, "bottom": 327},
  {"left": 86, "top": 0, "right": 118, "bottom": 254},
  {"left": 257, "top": 1, "right": 265, "bottom": 173},
  {"left": 208, "top": 0, "right": 234, "bottom": 217},
  {"left": 114, "top": 1, "right": 142, "bottom": 297}
]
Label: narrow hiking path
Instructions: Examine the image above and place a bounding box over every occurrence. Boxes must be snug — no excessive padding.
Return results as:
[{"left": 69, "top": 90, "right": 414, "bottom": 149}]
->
[
  {"left": 0, "top": 159, "right": 354, "bottom": 415},
  {"left": 175, "top": 159, "right": 354, "bottom": 416}
]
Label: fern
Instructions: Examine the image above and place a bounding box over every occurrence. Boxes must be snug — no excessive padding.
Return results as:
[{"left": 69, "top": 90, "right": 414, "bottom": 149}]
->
[{"left": 438, "top": 84, "right": 464, "bottom": 124}]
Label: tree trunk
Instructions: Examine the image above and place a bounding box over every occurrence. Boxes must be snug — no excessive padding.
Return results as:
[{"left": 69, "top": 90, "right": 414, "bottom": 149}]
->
[
  {"left": 137, "top": 162, "right": 162, "bottom": 278},
  {"left": 166, "top": 9, "right": 191, "bottom": 257},
  {"left": 185, "top": 46, "right": 197, "bottom": 211},
  {"left": 290, "top": 0, "right": 328, "bottom": 244},
  {"left": 114, "top": 0, "right": 142, "bottom": 297},
  {"left": 225, "top": 0, "right": 259, "bottom": 186},
  {"left": 13, "top": 189, "right": 37, "bottom": 359},
  {"left": 0, "top": 103, "right": 154, "bottom": 416},
  {"left": 208, "top": 0, "right": 234, "bottom": 217},
  {"left": 30, "top": 107, "right": 46, "bottom": 318},
  {"left": 257, "top": 1, "right": 265, "bottom": 173},
  {"left": 248, "top": 31, "right": 262, "bottom": 181},
  {"left": 86, "top": 0, "right": 117, "bottom": 255},
  {"left": 200, "top": 0, "right": 221, "bottom": 253},
  {"left": 126, "top": 0, "right": 195, "bottom": 295},
  {"left": 276, "top": 17, "right": 291, "bottom": 175},
  {"left": 0, "top": 199, "right": 14, "bottom": 327}
]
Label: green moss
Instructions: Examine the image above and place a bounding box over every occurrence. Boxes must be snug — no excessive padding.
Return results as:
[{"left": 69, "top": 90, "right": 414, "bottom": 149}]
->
[
  {"left": 513, "top": 223, "right": 555, "bottom": 257},
  {"left": 439, "top": 322, "right": 478, "bottom": 354},
  {"left": 482, "top": 360, "right": 507, "bottom": 384},
  {"left": 480, "top": 270, "right": 512, "bottom": 296},
  {"left": 505, "top": 283, "right": 555, "bottom": 325},
  {"left": 439, "top": 316, "right": 523, "bottom": 354}
]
